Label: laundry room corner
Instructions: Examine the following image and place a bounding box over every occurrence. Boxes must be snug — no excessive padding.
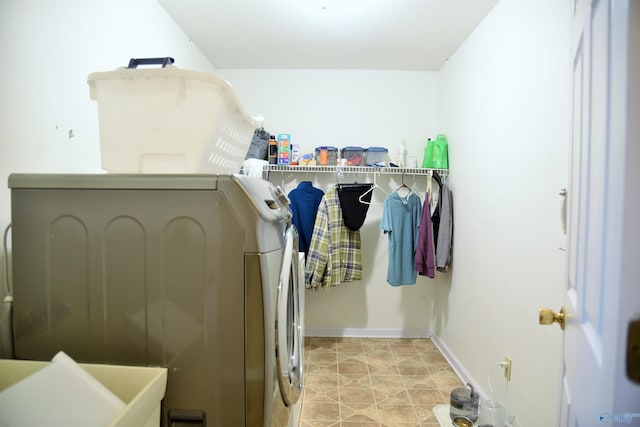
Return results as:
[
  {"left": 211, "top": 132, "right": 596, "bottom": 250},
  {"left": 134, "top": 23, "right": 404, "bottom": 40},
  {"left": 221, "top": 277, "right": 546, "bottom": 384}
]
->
[{"left": 216, "top": 69, "right": 446, "bottom": 338}]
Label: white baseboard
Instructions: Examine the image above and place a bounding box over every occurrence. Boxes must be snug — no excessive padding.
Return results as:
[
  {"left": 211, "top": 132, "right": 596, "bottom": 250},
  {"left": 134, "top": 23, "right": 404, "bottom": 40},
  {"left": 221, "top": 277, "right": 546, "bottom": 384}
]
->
[{"left": 304, "top": 327, "right": 432, "bottom": 339}]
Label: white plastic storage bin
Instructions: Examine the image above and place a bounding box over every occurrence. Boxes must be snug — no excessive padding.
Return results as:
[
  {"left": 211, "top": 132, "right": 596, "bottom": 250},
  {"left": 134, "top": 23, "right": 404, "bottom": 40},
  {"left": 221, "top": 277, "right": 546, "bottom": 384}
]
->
[
  {"left": 88, "top": 59, "right": 263, "bottom": 174},
  {"left": 0, "top": 352, "right": 167, "bottom": 427}
]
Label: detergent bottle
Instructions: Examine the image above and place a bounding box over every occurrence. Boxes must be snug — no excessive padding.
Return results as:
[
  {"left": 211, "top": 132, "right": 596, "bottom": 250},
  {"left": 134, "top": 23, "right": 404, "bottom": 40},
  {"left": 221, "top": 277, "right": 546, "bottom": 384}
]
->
[
  {"left": 422, "top": 137, "right": 435, "bottom": 168},
  {"left": 422, "top": 134, "right": 449, "bottom": 169},
  {"left": 433, "top": 134, "right": 449, "bottom": 169}
]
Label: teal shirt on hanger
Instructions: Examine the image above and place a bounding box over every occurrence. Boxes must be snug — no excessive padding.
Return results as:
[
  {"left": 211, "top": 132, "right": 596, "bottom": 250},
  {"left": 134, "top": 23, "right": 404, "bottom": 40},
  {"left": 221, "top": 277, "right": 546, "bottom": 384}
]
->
[{"left": 380, "top": 190, "right": 422, "bottom": 286}]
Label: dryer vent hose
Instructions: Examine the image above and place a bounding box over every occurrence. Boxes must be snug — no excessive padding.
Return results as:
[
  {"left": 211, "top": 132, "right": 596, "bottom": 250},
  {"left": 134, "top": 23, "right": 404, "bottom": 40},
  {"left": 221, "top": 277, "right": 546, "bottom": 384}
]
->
[{"left": 1, "top": 223, "right": 13, "bottom": 358}]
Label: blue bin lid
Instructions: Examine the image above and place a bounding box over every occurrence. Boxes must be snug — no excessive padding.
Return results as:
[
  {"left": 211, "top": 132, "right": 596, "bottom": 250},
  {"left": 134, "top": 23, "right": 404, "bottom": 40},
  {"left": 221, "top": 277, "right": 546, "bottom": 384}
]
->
[
  {"left": 315, "top": 146, "right": 338, "bottom": 151},
  {"left": 366, "top": 147, "right": 388, "bottom": 152},
  {"left": 342, "top": 146, "right": 365, "bottom": 151}
]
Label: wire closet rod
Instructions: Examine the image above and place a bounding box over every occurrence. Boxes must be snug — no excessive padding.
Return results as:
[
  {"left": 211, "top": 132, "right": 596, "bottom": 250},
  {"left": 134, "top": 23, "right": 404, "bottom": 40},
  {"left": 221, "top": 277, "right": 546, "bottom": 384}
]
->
[{"left": 264, "top": 164, "right": 448, "bottom": 177}]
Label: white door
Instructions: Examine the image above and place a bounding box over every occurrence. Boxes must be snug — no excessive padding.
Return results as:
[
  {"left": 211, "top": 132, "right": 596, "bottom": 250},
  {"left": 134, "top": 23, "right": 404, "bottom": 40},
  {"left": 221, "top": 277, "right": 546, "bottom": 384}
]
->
[{"left": 558, "top": 0, "right": 640, "bottom": 425}]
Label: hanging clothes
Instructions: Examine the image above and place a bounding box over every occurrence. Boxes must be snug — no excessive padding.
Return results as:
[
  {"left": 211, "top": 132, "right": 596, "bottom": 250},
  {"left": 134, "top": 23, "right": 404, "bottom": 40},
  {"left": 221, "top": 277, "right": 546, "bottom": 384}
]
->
[
  {"left": 430, "top": 172, "right": 443, "bottom": 246},
  {"left": 305, "top": 187, "right": 362, "bottom": 290},
  {"left": 415, "top": 193, "right": 435, "bottom": 278},
  {"left": 288, "top": 181, "right": 324, "bottom": 256},
  {"left": 336, "top": 183, "right": 373, "bottom": 231},
  {"left": 436, "top": 183, "right": 453, "bottom": 272},
  {"left": 380, "top": 190, "right": 422, "bottom": 286}
]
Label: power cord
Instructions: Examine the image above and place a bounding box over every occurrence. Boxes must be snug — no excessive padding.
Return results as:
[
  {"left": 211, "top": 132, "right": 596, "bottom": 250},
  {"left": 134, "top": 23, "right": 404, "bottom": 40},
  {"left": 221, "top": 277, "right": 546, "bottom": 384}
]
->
[
  {"left": 486, "top": 361, "right": 520, "bottom": 427},
  {"left": 1, "top": 223, "right": 13, "bottom": 358},
  {"left": 3, "top": 223, "right": 11, "bottom": 295},
  {"left": 487, "top": 363, "right": 504, "bottom": 426}
]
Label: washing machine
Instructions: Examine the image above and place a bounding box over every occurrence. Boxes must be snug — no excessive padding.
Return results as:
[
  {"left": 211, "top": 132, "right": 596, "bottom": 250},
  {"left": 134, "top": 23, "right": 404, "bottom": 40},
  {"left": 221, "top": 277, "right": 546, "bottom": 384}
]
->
[{"left": 8, "top": 173, "right": 304, "bottom": 427}]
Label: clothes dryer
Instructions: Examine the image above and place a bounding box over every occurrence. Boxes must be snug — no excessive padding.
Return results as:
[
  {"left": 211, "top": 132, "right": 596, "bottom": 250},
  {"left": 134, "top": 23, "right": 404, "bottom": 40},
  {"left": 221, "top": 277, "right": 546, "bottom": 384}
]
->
[{"left": 8, "top": 173, "right": 304, "bottom": 427}]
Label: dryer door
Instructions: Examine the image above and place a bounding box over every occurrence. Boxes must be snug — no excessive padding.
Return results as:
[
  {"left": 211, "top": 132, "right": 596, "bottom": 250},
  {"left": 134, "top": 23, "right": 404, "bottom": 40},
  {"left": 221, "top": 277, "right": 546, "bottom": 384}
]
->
[{"left": 275, "top": 225, "right": 303, "bottom": 406}]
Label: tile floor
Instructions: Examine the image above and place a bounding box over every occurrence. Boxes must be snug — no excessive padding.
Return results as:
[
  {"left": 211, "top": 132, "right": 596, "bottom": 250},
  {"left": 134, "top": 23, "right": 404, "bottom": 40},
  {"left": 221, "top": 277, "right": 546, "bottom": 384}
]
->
[{"left": 299, "top": 337, "right": 463, "bottom": 427}]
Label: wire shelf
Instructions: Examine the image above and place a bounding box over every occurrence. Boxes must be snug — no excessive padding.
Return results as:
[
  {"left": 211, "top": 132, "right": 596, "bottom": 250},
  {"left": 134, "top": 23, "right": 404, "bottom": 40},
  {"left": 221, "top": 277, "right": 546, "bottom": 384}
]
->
[{"left": 264, "top": 164, "right": 448, "bottom": 177}]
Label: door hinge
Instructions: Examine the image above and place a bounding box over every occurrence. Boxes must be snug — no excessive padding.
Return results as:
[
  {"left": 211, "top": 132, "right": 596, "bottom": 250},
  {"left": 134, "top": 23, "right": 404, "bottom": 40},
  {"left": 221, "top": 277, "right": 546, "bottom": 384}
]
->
[{"left": 627, "top": 318, "right": 640, "bottom": 385}]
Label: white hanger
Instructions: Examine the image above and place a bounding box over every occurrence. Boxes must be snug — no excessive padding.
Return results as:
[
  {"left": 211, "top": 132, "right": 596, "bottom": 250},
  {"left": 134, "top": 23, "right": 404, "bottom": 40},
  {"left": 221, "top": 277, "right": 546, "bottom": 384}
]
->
[{"left": 359, "top": 171, "right": 388, "bottom": 205}]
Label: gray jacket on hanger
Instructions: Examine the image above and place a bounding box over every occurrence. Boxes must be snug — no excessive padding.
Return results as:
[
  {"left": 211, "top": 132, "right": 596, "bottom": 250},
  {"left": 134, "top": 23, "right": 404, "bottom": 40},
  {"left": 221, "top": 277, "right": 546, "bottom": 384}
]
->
[{"left": 436, "top": 182, "right": 453, "bottom": 272}]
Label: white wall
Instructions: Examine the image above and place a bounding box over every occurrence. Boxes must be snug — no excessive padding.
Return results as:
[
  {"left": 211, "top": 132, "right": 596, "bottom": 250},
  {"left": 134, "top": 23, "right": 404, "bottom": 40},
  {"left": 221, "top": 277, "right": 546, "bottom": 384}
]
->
[
  {"left": 437, "top": 1, "right": 571, "bottom": 426},
  {"left": 0, "top": 0, "right": 216, "bottom": 357},
  {"left": 215, "top": 69, "right": 440, "bottom": 162},
  {"left": 218, "top": 69, "right": 448, "bottom": 335}
]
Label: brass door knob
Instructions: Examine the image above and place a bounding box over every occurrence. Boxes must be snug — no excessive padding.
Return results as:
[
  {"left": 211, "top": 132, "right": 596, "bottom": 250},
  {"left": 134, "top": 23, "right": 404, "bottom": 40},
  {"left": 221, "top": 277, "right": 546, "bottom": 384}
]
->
[{"left": 539, "top": 306, "right": 566, "bottom": 330}]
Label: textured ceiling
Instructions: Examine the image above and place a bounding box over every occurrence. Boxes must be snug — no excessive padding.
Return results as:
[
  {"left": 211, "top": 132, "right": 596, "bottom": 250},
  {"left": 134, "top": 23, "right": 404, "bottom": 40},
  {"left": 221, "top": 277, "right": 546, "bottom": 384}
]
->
[{"left": 157, "top": 0, "right": 498, "bottom": 70}]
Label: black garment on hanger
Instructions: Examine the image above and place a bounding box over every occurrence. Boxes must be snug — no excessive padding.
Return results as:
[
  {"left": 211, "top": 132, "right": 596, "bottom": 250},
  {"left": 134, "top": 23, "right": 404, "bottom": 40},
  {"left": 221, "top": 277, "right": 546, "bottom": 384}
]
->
[
  {"left": 336, "top": 183, "right": 374, "bottom": 231},
  {"left": 431, "top": 172, "right": 443, "bottom": 247}
]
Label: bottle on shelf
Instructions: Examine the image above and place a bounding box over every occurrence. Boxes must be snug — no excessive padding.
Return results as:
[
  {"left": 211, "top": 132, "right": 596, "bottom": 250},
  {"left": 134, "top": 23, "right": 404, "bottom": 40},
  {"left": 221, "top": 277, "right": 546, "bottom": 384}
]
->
[
  {"left": 422, "top": 134, "right": 448, "bottom": 169},
  {"left": 268, "top": 135, "right": 277, "bottom": 165},
  {"left": 396, "top": 139, "right": 407, "bottom": 167}
]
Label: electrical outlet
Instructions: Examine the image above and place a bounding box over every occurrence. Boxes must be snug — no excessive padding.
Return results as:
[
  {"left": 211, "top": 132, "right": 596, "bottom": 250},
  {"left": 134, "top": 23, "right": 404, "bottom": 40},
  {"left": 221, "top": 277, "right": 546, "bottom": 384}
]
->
[{"left": 504, "top": 356, "right": 512, "bottom": 381}]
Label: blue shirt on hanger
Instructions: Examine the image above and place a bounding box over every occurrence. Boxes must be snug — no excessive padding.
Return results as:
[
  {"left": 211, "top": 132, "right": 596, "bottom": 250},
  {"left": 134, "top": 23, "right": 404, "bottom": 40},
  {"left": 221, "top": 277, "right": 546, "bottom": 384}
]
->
[
  {"left": 381, "top": 190, "right": 422, "bottom": 286},
  {"left": 288, "top": 181, "right": 324, "bottom": 256}
]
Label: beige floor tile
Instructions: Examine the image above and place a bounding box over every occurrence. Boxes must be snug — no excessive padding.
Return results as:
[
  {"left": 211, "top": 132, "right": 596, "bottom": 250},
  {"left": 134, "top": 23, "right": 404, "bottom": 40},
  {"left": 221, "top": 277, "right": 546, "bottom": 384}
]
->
[
  {"left": 341, "top": 423, "right": 381, "bottom": 427},
  {"left": 340, "top": 386, "right": 377, "bottom": 404},
  {"left": 300, "top": 401, "right": 341, "bottom": 422},
  {"left": 369, "top": 365, "right": 400, "bottom": 376},
  {"left": 366, "top": 353, "right": 397, "bottom": 368},
  {"left": 339, "top": 373, "right": 372, "bottom": 388},
  {"left": 299, "top": 337, "right": 460, "bottom": 427},
  {"left": 338, "top": 352, "right": 369, "bottom": 364},
  {"left": 301, "top": 386, "right": 340, "bottom": 403},
  {"left": 337, "top": 342, "right": 365, "bottom": 353},
  {"left": 305, "top": 371, "right": 340, "bottom": 391},
  {"left": 363, "top": 341, "right": 392, "bottom": 355},
  {"left": 426, "top": 364, "right": 456, "bottom": 375},
  {"left": 298, "top": 421, "right": 340, "bottom": 427},
  {"left": 306, "top": 362, "right": 339, "bottom": 375},
  {"left": 421, "top": 351, "right": 449, "bottom": 364},
  {"left": 370, "top": 374, "right": 405, "bottom": 389},
  {"left": 307, "top": 337, "right": 338, "bottom": 352},
  {"left": 340, "top": 402, "right": 381, "bottom": 424},
  {"left": 429, "top": 371, "right": 464, "bottom": 390},
  {"left": 309, "top": 351, "right": 338, "bottom": 363},
  {"left": 406, "top": 388, "right": 447, "bottom": 405},
  {"left": 413, "top": 404, "right": 441, "bottom": 424},
  {"left": 397, "top": 365, "right": 430, "bottom": 376},
  {"left": 372, "top": 387, "right": 411, "bottom": 405},
  {"left": 410, "top": 338, "right": 438, "bottom": 349},
  {"left": 402, "top": 375, "right": 440, "bottom": 390},
  {"left": 337, "top": 337, "right": 363, "bottom": 343},
  {"left": 389, "top": 344, "right": 419, "bottom": 354},
  {"left": 376, "top": 403, "right": 418, "bottom": 424},
  {"left": 385, "top": 338, "right": 413, "bottom": 345},
  {"left": 395, "top": 353, "right": 428, "bottom": 367},
  {"left": 338, "top": 360, "right": 370, "bottom": 375}
]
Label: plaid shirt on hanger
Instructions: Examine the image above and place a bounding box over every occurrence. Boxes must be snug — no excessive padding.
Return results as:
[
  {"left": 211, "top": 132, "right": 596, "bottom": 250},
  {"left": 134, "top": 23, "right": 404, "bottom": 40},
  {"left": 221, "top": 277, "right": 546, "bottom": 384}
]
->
[{"left": 305, "top": 187, "right": 362, "bottom": 290}]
